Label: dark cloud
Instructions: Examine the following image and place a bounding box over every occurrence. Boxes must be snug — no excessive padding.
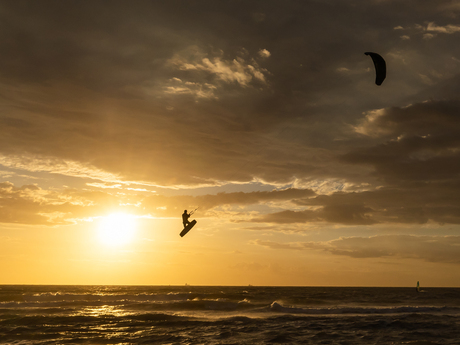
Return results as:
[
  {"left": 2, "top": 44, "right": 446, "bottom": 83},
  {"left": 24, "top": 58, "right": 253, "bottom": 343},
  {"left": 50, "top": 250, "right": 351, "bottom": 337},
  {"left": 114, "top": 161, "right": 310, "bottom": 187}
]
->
[
  {"left": 251, "top": 182, "right": 460, "bottom": 225},
  {"left": 338, "top": 99, "right": 460, "bottom": 224},
  {"left": 251, "top": 210, "right": 318, "bottom": 224},
  {"left": 273, "top": 97, "right": 460, "bottom": 226},
  {"left": 142, "top": 188, "right": 316, "bottom": 217},
  {"left": 1, "top": 0, "right": 460, "bottom": 233},
  {"left": 4, "top": 0, "right": 458, "bottom": 186},
  {"left": 252, "top": 203, "right": 377, "bottom": 225}
]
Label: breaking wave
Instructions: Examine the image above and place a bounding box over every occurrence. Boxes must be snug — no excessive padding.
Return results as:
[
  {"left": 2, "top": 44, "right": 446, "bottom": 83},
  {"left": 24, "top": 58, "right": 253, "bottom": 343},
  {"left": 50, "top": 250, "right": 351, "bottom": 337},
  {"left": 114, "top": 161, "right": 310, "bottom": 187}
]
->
[{"left": 269, "top": 301, "right": 460, "bottom": 315}]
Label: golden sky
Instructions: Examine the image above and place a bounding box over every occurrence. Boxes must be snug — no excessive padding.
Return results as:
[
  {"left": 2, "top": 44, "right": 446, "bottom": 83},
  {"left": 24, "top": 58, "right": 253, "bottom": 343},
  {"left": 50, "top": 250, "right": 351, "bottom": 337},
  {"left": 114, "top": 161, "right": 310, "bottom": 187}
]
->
[{"left": 1, "top": 0, "right": 460, "bottom": 286}]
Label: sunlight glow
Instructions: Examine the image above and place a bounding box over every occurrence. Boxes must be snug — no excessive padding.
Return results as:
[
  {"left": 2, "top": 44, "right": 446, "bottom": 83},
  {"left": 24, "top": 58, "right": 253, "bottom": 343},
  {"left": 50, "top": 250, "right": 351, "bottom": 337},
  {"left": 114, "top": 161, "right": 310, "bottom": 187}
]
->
[{"left": 98, "top": 213, "right": 136, "bottom": 246}]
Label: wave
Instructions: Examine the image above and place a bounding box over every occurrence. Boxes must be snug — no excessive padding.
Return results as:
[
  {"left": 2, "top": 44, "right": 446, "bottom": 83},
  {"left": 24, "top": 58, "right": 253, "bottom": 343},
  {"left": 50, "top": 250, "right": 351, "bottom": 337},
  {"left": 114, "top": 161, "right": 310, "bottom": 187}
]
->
[
  {"left": 2, "top": 297, "right": 459, "bottom": 316},
  {"left": 0, "top": 312, "right": 192, "bottom": 327},
  {"left": 0, "top": 292, "right": 217, "bottom": 307},
  {"left": 0, "top": 291, "right": 257, "bottom": 305},
  {"left": 125, "top": 298, "right": 257, "bottom": 312},
  {"left": 13, "top": 292, "right": 196, "bottom": 302},
  {"left": 0, "top": 298, "right": 257, "bottom": 313},
  {"left": 269, "top": 301, "right": 460, "bottom": 315}
]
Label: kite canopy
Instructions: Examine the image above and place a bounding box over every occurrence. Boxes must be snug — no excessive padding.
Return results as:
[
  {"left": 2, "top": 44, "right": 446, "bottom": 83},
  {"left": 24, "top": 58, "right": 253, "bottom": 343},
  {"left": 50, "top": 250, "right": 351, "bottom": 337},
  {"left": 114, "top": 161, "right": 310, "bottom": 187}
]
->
[{"left": 365, "top": 52, "right": 386, "bottom": 85}]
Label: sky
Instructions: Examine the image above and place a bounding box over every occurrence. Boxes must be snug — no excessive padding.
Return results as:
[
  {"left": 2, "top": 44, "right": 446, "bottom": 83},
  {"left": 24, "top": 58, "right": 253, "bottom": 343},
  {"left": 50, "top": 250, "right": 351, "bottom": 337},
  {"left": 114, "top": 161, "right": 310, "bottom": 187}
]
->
[{"left": 1, "top": 0, "right": 460, "bottom": 286}]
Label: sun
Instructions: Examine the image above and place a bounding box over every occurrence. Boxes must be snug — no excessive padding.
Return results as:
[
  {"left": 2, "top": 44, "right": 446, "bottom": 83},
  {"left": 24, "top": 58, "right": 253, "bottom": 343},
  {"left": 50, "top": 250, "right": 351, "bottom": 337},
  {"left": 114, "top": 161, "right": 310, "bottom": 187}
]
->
[{"left": 98, "top": 213, "right": 137, "bottom": 246}]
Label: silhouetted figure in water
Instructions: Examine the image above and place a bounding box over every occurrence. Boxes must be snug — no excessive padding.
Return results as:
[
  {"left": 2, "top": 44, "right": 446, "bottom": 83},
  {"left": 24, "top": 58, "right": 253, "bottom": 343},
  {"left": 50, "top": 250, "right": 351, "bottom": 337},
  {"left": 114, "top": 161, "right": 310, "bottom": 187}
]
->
[{"left": 182, "top": 210, "right": 191, "bottom": 228}]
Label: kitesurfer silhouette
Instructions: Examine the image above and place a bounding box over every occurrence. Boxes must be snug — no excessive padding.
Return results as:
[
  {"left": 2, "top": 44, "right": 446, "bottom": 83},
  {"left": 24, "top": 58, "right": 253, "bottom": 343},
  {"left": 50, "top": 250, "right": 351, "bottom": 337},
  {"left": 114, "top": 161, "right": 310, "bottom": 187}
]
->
[
  {"left": 180, "top": 208, "right": 198, "bottom": 237},
  {"left": 182, "top": 210, "right": 191, "bottom": 228}
]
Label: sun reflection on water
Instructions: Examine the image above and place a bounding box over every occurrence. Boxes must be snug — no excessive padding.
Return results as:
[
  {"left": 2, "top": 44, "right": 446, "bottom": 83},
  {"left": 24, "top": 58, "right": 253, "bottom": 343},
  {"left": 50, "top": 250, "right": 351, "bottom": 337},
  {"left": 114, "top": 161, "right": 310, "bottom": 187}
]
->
[{"left": 77, "top": 305, "right": 131, "bottom": 318}]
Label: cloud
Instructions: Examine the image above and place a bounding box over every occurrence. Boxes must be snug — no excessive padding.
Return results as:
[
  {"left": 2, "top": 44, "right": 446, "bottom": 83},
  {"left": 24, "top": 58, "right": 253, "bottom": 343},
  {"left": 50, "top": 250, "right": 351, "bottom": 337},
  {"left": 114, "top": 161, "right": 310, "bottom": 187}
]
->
[
  {"left": 354, "top": 100, "right": 460, "bottom": 139},
  {"left": 0, "top": 181, "right": 138, "bottom": 225},
  {"left": 164, "top": 78, "right": 218, "bottom": 99},
  {"left": 422, "top": 33, "right": 435, "bottom": 40},
  {"left": 142, "top": 188, "right": 316, "bottom": 217},
  {"left": 0, "top": 182, "right": 69, "bottom": 225},
  {"left": 0, "top": 182, "right": 316, "bottom": 225},
  {"left": 167, "top": 46, "right": 269, "bottom": 90},
  {"left": 251, "top": 182, "right": 460, "bottom": 226},
  {"left": 0, "top": 154, "right": 122, "bottom": 183},
  {"left": 253, "top": 235, "right": 460, "bottom": 263},
  {"left": 336, "top": 182, "right": 459, "bottom": 223},
  {"left": 258, "top": 49, "right": 271, "bottom": 59},
  {"left": 1, "top": 0, "right": 460, "bottom": 224},
  {"left": 325, "top": 235, "right": 460, "bottom": 263},
  {"left": 426, "top": 22, "right": 460, "bottom": 34},
  {"left": 346, "top": 99, "right": 460, "bottom": 185},
  {"left": 252, "top": 239, "right": 304, "bottom": 250},
  {"left": 251, "top": 210, "right": 318, "bottom": 224},
  {"left": 251, "top": 203, "right": 377, "bottom": 225}
]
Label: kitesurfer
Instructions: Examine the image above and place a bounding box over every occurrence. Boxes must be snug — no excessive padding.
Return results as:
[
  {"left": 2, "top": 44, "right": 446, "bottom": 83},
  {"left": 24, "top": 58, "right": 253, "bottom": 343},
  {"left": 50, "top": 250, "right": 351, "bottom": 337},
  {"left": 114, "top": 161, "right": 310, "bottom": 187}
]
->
[{"left": 182, "top": 210, "right": 191, "bottom": 228}]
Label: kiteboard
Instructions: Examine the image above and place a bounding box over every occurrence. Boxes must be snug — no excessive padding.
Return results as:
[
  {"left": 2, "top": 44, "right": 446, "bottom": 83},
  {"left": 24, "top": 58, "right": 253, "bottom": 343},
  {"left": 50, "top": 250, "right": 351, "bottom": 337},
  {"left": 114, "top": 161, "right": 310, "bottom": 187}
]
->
[{"left": 180, "top": 220, "right": 197, "bottom": 237}]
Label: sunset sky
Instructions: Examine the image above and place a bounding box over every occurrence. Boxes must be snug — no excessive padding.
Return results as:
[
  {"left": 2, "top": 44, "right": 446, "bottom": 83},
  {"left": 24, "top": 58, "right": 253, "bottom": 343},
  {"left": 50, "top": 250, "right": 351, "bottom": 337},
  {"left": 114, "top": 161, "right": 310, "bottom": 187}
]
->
[{"left": 1, "top": 0, "right": 460, "bottom": 286}]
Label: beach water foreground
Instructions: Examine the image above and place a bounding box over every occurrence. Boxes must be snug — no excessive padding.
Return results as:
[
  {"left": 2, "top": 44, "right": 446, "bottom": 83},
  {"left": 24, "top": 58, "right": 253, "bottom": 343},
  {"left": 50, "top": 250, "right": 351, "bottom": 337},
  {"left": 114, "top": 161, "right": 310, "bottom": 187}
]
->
[{"left": 1, "top": 285, "right": 459, "bottom": 344}]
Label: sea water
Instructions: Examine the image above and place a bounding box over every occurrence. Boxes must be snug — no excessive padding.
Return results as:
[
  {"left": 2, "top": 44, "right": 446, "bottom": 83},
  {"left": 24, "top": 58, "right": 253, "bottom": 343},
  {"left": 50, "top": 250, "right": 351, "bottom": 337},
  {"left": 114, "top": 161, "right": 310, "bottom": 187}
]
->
[{"left": 1, "top": 285, "right": 459, "bottom": 344}]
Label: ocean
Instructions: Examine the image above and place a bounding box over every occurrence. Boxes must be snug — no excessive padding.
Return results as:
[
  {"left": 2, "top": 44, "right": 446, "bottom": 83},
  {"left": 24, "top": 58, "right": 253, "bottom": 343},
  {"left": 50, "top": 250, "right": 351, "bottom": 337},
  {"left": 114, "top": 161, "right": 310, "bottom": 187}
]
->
[{"left": 1, "top": 285, "right": 459, "bottom": 344}]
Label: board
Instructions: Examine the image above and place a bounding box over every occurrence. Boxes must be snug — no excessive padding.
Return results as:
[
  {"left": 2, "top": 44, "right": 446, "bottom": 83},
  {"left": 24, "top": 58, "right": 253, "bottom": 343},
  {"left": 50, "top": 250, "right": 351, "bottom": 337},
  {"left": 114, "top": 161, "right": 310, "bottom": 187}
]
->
[{"left": 180, "top": 220, "right": 197, "bottom": 237}]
